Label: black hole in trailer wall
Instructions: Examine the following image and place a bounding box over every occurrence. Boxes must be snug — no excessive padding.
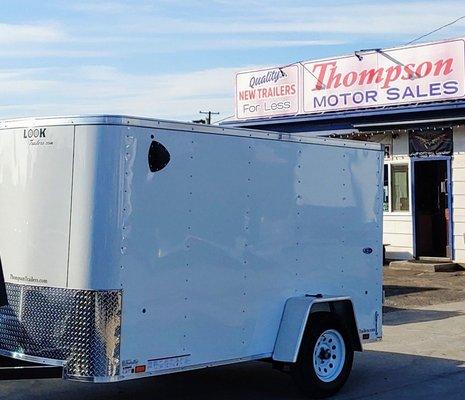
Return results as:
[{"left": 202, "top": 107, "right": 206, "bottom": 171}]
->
[{"left": 148, "top": 141, "right": 170, "bottom": 172}]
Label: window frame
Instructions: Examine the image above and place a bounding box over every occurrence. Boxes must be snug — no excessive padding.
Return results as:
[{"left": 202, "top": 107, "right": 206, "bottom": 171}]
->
[{"left": 383, "top": 159, "right": 411, "bottom": 214}]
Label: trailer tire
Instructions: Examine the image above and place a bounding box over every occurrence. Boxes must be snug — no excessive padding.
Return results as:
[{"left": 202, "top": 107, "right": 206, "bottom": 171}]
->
[{"left": 291, "top": 313, "right": 354, "bottom": 399}]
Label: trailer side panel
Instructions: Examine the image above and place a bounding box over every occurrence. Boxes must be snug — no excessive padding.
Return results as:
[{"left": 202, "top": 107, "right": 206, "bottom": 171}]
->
[{"left": 114, "top": 125, "right": 383, "bottom": 378}]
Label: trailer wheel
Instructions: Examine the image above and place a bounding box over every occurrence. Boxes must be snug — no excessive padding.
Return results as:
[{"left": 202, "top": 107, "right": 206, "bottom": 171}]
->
[{"left": 292, "top": 313, "right": 354, "bottom": 399}]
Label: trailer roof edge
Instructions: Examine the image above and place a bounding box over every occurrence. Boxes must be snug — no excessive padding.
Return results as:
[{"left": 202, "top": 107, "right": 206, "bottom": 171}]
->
[{"left": 0, "top": 114, "right": 382, "bottom": 151}]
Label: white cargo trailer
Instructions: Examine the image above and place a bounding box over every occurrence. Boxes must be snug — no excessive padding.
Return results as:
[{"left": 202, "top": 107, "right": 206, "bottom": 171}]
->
[{"left": 0, "top": 115, "right": 383, "bottom": 398}]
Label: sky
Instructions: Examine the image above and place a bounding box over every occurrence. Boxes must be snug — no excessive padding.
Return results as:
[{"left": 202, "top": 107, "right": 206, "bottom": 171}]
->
[{"left": 1, "top": 0, "right": 465, "bottom": 123}]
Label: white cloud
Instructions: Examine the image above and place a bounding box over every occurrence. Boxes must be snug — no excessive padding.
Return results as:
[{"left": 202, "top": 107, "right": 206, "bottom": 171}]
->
[
  {"left": 176, "top": 39, "right": 346, "bottom": 51},
  {"left": 113, "top": 1, "right": 465, "bottom": 36},
  {"left": 2, "top": 0, "right": 465, "bottom": 121},
  {"left": 4, "top": 1, "right": 465, "bottom": 59},
  {"left": 0, "top": 65, "right": 243, "bottom": 121},
  {"left": 0, "top": 49, "right": 114, "bottom": 58},
  {"left": 136, "top": 15, "right": 463, "bottom": 36},
  {"left": 0, "top": 23, "right": 65, "bottom": 43},
  {"left": 0, "top": 35, "right": 344, "bottom": 59},
  {"left": 69, "top": 1, "right": 154, "bottom": 13},
  {"left": 71, "top": 2, "right": 128, "bottom": 12}
]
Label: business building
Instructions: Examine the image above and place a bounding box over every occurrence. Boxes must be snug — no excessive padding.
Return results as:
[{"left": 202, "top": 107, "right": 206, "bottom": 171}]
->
[{"left": 225, "top": 37, "right": 465, "bottom": 262}]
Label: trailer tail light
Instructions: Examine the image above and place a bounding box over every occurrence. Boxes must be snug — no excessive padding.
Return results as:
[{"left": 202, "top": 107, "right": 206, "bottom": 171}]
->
[{"left": 135, "top": 365, "right": 146, "bottom": 373}]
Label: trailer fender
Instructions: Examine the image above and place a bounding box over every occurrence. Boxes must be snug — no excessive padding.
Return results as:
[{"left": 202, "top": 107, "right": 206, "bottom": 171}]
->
[{"left": 272, "top": 295, "right": 362, "bottom": 363}]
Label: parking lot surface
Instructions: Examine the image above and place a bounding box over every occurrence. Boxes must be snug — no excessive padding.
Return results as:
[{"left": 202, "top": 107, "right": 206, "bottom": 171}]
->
[{"left": 383, "top": 267, "right": 465, "bottom": 310}]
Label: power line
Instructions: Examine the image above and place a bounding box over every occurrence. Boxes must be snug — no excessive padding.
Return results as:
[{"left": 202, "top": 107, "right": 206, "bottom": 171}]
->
[
  {"left": 279, "top": 60, "right": 326, "bottom": 89},
  {"left": 406, "top": 15, "right": 465, "bottom": 45},
  {"left": 213, "top": 114, "right": 234, "bottom": 124},
  {"left": 270, "top": 15, "right": 465, "bottom": 93}
]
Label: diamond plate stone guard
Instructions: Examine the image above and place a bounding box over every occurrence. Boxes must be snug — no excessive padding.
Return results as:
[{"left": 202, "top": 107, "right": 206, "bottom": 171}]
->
[{"left": 0, "top": 283, "right": 122, "bottom": 378}]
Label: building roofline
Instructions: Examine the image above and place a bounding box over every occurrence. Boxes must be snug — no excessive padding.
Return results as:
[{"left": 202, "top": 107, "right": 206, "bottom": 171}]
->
[{"left": 223, "top": 100, "right": 465, "bottom": 133}]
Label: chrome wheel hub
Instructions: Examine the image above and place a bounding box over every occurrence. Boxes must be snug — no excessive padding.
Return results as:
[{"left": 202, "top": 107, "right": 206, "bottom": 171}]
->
[{"left": 313, "top": 329, "right": 346, "bottom": 383}]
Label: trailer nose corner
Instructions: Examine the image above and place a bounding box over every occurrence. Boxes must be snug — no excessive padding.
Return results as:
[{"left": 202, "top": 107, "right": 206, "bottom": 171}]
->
[{"left": 0, "top": 257, "right": 7, "bottom": 307}]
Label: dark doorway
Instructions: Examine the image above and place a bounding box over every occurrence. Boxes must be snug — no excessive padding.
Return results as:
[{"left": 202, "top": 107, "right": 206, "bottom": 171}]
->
[{"left": 414, "top": 159, "right": 450, "bottom": 258}]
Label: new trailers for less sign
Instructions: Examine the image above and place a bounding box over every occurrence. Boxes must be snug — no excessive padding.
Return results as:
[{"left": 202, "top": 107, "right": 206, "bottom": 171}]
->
[
  {"left": 235, "top": 38, "right": 465, "bottom": 120},
  {"left": 236, "top": 65, "right": 299, "bottom": 119}
]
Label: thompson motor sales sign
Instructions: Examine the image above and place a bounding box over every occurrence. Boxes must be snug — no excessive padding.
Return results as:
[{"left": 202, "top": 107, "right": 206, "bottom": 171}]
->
[{"left": 235, "top": 38, "right": 465, "bottom": 120}]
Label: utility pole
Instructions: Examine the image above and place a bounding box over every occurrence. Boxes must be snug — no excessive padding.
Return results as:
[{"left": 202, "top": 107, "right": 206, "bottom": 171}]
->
[{"left": 199, "top": 110, "right": 219, "bottom": 125}]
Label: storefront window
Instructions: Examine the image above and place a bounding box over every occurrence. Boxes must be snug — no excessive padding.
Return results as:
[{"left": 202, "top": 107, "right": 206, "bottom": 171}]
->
[
  {"left": 391, "top": 164, "right": 409, "bottom": 211},
  {"left": 383, "top": 164, "right": 389, "bottom": 211}
]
